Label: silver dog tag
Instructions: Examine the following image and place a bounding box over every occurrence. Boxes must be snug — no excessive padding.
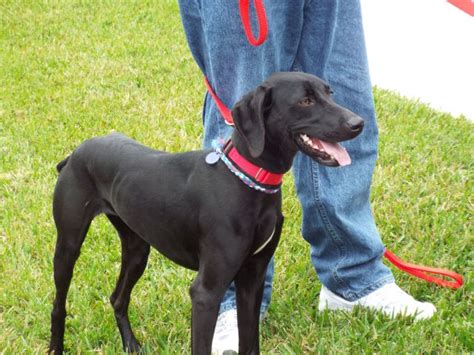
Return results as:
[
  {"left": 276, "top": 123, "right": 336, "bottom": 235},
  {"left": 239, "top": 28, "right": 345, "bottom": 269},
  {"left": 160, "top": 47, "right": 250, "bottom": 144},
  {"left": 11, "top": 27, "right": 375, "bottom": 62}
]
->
[{"left": 205, "top": 151, "right": 220, "bottom": 165}]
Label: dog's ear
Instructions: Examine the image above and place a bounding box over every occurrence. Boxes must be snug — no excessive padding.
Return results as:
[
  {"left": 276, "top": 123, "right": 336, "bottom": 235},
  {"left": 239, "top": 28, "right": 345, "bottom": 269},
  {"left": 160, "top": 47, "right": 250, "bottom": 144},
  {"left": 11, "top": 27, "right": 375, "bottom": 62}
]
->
[{"left": 232, "top": 85, "right": 272, "bottom": 158}]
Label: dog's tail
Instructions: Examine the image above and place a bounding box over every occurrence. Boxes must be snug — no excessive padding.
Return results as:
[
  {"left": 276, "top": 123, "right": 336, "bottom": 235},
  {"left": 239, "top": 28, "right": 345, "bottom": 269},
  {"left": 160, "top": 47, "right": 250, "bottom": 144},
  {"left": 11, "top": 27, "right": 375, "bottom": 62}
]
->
[{"left": 56, "top": 156, "right": 70, "bottom": 173}]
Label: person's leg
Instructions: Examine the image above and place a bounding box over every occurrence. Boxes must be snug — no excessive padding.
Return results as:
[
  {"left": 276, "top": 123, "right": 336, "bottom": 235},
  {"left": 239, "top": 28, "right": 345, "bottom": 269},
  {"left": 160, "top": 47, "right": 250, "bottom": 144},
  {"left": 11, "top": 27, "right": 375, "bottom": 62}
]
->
[
  {"left": 293, "top": 0, "right": 434, "bottom": 320},
  {"left": 292, "top": 0, "right": 394, "bottom": 301}
]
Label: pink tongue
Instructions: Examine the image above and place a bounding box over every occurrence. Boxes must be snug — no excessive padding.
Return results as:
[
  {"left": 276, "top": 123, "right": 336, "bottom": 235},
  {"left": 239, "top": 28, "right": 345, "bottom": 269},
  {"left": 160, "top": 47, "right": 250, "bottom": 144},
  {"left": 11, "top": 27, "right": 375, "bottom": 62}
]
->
[{"left": 315, "top": 139, "right": 351, "bottom": 166}]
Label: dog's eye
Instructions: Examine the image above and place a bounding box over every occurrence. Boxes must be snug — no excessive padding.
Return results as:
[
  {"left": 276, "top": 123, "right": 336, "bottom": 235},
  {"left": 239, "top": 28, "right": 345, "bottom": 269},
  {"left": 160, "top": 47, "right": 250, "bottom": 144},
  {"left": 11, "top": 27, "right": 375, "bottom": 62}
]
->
[{"left": 298, "top": 98, "right": 314, "bottom": 107}]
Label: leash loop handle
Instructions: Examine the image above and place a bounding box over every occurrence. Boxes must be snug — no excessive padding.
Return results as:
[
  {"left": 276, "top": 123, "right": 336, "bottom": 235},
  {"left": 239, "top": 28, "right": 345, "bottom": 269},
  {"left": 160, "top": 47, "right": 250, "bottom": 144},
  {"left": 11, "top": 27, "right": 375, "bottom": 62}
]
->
[
  {"left": 203, "top": 1, "right": 269, "bottom": 124},
  {"left": 384, "top": 249, "right": 463, "bottom": 289},
  {"left": 239, "top": 0, "right": 268, "bottom": 46}
]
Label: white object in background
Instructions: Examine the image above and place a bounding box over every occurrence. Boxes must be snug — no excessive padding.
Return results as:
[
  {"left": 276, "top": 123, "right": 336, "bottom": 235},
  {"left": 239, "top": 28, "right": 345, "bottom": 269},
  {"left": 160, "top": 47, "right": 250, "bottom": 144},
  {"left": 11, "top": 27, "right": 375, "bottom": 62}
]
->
[{"left": 361, "top": 0, "right": 474, "bottom": 120}]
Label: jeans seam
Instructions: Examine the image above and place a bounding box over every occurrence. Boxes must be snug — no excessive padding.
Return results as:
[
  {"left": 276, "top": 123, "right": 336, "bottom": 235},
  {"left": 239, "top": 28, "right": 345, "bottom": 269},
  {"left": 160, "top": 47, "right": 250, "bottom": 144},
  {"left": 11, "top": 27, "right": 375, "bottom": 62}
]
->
[
  {"left": 202, "top": 92, "right": 209, "bottom": 125},
  {"left": 314, "top": 0, "right": 339, "bottom": 81},
  {"left": 309, "top": 160, "right": 349, "bottom": 292},
  {"left": 287, "top": 2, "right": 307, "bottom": 72}
]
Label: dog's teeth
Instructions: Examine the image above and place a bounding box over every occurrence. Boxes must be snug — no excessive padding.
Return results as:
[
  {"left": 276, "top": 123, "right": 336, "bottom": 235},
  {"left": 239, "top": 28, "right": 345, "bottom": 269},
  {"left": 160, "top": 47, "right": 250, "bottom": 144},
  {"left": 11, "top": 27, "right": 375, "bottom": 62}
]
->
[
  {"left": 300, "top": 134, "right": 328, "bottom": 154},
  {"left": 301, "top": 134, "right": 310, "bottom": 143}
]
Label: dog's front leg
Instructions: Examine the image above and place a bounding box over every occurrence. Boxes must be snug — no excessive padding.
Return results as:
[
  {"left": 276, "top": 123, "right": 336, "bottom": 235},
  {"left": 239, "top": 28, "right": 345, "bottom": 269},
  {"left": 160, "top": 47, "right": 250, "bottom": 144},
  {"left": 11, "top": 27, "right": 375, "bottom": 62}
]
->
[
  {"left": 189, "top": 246, "right": 246, "bottom": 354},
  {"left": 189, "top": 275, "right": 223, "bottom": 355},
  {"left": 191, "top": 274, "right": 237, "bottom": 354},
  {"left": 235, "top": 217, "right": 284, "bottom": 355}
]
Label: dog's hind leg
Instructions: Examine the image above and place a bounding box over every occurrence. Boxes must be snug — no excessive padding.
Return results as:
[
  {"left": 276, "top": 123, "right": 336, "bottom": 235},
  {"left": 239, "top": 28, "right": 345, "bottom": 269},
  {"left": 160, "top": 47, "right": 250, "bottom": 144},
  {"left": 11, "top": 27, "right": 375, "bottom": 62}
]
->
[
  {"left": 107, "top": 214, "right": 150, "bottom": 353},
  {"left": 49, "top": 169, "right": 98, "bottom": 354}
]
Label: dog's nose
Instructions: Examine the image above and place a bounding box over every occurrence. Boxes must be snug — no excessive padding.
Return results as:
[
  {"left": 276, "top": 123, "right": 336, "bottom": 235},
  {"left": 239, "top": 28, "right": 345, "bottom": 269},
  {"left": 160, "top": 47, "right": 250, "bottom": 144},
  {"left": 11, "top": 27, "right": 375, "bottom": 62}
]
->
[{"left": 346, "top": 116, "right": 364, "bottom": 132}]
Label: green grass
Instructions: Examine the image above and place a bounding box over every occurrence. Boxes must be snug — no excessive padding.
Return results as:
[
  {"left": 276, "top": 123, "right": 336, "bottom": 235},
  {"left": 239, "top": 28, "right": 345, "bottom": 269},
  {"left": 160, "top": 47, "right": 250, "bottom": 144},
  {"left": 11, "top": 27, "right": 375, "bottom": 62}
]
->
[{"left": 1, "top": 1, "right": 472, "bottom": 353}]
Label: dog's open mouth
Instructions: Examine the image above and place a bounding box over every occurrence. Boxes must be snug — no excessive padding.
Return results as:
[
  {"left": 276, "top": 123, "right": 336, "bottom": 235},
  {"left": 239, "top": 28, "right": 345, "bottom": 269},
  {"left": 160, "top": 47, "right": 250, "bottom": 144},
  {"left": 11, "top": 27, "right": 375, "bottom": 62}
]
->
[{"left": 296, "top": 134, "right": 351, "bottom": 167}]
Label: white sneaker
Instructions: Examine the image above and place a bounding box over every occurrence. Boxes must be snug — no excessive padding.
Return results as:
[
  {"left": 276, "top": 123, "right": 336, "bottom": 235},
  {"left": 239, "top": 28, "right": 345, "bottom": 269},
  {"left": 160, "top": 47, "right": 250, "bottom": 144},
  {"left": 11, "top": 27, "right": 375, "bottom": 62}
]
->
[
  {"left": 212, "top": 309, "right": 239, "bottom": 355},
  {"left": 319, "top": 283, "right": 436, "bottom": 320}
]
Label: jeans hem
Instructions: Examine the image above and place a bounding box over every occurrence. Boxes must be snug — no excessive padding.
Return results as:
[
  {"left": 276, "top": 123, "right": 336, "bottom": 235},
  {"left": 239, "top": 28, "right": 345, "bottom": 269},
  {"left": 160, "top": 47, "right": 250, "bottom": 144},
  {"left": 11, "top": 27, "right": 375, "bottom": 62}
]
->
[
  {"left": 219, "top": 301, "right": 237, "bottom": 315},
  {"left": 218, "top": 302, "right": 269, "bottom": 316}
]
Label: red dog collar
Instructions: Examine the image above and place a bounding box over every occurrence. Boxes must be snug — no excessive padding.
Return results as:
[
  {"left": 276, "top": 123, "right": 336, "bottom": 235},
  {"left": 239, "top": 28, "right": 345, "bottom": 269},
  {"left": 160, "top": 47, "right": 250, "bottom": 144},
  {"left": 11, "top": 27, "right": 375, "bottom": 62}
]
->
[{"left": 223, "top": 140, "right": 284, "bottom": 187}]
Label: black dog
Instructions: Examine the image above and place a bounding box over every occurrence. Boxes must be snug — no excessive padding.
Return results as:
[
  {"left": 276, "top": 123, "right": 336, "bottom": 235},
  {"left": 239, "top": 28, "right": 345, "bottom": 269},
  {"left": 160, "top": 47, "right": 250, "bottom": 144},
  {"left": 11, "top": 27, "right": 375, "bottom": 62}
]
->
[{"left": 49, "top": 72, "right": 363, "bottom": 354}]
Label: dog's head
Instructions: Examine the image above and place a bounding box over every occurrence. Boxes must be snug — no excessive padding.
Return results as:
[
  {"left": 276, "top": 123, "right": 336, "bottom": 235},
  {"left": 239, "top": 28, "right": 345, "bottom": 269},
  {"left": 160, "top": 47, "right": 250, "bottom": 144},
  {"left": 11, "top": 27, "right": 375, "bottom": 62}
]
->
[{"left": 231, "top": 72, "right": 364, "bottom": 168}]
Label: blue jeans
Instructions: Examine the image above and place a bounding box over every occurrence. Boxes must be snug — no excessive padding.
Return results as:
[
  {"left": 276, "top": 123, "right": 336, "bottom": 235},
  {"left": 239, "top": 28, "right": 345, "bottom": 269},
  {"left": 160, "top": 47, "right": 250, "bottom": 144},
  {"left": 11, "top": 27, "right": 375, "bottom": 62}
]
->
[{"left": 178, "top": 0, "right": 394, "bottom": 312}]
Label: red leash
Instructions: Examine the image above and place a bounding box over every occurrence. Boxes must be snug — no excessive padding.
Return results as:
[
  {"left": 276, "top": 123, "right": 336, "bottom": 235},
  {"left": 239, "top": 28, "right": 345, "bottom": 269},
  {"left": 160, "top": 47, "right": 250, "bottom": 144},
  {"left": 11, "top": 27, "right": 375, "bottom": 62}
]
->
[
  {"left": 202, "top": 0, "right": 269, "bottom": 125},
  {"left": 204, "top": 77, "right": 234, "bottom": 126},
  {"left": 203, "top": 1, "right": 464, "bottom": 290},
  {"left": 384, "top": 249, "right": 463, "bottom": 289},
  {"left": 239, "top": 0, "right": 268, "bottom": 46}
]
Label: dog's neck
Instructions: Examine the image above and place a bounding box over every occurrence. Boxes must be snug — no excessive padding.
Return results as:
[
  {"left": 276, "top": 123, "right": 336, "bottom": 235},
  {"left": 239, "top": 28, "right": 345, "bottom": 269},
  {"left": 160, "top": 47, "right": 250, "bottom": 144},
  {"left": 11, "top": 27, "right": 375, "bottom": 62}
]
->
[{"left": 231, "top": 131, "right": 297, "bottom": 174}]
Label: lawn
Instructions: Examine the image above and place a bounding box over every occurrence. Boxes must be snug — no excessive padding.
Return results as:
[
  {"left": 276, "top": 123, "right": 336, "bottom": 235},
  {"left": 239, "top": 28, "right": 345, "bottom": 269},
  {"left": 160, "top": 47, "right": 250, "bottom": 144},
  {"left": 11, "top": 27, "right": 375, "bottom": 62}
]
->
[{"left": 0, "top": 1, "right": 472, "bottom": 353}]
